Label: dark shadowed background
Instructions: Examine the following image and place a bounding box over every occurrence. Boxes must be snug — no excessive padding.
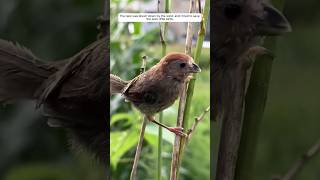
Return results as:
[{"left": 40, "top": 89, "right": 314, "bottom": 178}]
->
[
  {"left": 0, "top": 0, "right": 105, "bottom": 179},
  {"left": 252, "top": 1, "right": 320, "bottom": 179}
]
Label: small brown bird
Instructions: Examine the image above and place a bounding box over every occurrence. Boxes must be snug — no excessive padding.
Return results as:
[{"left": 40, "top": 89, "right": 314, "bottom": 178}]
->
[{"left": 110, "top": 52, "right": 201, "bottom": 136}]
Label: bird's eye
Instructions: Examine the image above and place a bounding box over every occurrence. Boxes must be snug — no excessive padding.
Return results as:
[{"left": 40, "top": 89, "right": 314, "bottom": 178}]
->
[
  {"left": 180, "top": 62, "right": 186, "bottom": 68},
  {"left": 224, "top": 4, "right": 242, "bottom": 20}
]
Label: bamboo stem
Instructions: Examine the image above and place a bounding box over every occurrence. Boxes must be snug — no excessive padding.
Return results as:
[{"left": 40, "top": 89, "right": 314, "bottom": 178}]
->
[
  {"left": 235, "top": 1, "right": 286, "bottom": 180},
  {"left": 169, "top": 0, "right": 210, "bottom": 179},
  {"left": 169, "top": 0, "right": 195, "bottom": 178},
  {"left": 183, "top": 0, "right": 209, "bottom": 127}
]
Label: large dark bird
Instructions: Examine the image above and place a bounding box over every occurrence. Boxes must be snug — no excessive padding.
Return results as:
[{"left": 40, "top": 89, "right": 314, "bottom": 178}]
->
[
  {"left": 212, "top": 0, "right": 292, "bottom": 121},
  {"left": 0, "top": 36, "right": 108, "bottom": 167},
  {"left": 212, "top": 0, "right": 291, "bottom": 179}
]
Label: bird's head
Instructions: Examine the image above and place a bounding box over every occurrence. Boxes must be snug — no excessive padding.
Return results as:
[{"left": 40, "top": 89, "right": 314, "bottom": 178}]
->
[
  {"left": 213, "top": 0, "right": 291, "bottom": 43},
  {"left": 158, "top": 52, "right": 201, "bottom": 81}
]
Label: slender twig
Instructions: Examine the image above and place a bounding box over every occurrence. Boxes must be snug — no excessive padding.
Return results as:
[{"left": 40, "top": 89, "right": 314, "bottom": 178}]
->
[
  {"left": 185, "top": 0, "right": 195, "bottom": 55},
  {"left": 170, "top": 86, "right": 188, "bottom": 180},
  {"left": 130, "top": 56, "right": 148, "bottom": 180},
  {"left": 158, "top": 0, "right": 170, "bottom": 55},
  {"left": 187, "top": 106, "right": 210, "bottom": 140},
  {"left": 130, "top": 118, "right": 147, "bottom": 180},
  {"left": 272, "top": 139, "right": 320, "bottom": 180},
  {"left": 157, "top": 2, "right": 163, "bottom": 180},
  {"left": 157, "top": 0, "right": 170, "bottom": 179},
  {"left": 197, "top": 0, "right": 202, "bottom": 13}
]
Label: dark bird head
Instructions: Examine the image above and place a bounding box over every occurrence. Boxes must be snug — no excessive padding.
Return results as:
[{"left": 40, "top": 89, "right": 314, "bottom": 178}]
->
[
  {"left": 213, "top": 0, "right": 291, "bottom": 44},
  {"left": 158, "top": 52, "right": 201, "bottom": 81}
]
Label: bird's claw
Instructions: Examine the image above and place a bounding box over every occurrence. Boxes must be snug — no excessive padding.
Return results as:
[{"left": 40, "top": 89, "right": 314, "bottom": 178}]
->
[
  {"left": 240, "top": 46, "right": 274, "bottom": 70},
  {"left": 168, "top": 127, "right": 187, "bottom": 137}
]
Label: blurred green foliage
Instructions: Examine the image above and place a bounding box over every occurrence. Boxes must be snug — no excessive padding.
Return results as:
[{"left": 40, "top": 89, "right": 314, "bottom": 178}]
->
[
  {"left": 110, "top": 0, "right": 210, "bottom": 179},
  {"left": 0, "top": 0, "right": 319, "bottom": 179}
]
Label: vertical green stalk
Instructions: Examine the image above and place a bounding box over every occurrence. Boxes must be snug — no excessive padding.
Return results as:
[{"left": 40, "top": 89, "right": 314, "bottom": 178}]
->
[
  {"left": 183, "top": 0, "right": 210, "bottom": 129},
  {"left": 158, "top": 1, "right": 171, "bottom": 180},
  {"left": 174, "top": 0, "right": 210, "bottom": 179},
  {"left": 235, "top": 1, "right": 286, "bottom": 180}
]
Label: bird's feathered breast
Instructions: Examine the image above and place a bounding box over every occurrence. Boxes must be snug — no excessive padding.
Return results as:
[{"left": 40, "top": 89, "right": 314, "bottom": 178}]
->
[{"left": 123, "top": 66, "right": 184, "bottom": 115}]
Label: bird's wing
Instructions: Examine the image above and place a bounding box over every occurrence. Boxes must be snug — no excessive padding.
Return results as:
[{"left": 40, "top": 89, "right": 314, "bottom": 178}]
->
[
  {"left": 36, "top": 38, "right": 106, "bottom": 106},
  {"left": 121, "top": 74, "right": 141, "bottom": 95}
]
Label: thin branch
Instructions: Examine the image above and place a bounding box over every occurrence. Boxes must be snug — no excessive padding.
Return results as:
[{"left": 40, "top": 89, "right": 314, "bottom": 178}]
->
[
  {"left": 187, "top": 106, "right": 210, "bottom": 140},
  {"left": 170, "top": 86, "right": 188, "bottom": 180},
  {"left": 185, "top": 0, "right": 195, "bottom": 55},
  {"left": 158, "top": 0, "right": 168, "bottom": 55},
  {"left": 157, "top": 0, "right": 170, "bottom": 179},
  {"left": 130, "top": 56, "right": 148, "bottom": 180},
  {"left": 273, "top": 139, "right": 320, "bottom": 180},
  {"left": 130, "top": 118, "right": 147, "bottom": 180},
  {"left": 197, "top": 0, "right": 202, "bottom": 13}
]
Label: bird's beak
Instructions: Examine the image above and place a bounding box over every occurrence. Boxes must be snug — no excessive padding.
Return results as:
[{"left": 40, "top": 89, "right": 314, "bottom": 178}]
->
[
  {"left": 256, "top": 3, "right": 292, "bottom": 36},
  {"left": 189, "top": 63, "right": 201, "bottom": 73}
]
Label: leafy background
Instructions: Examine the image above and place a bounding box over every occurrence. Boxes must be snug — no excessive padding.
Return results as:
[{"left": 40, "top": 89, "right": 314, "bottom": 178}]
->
[
  {"left": 0, "top": 0, "right": 319, "bottom": 180},
  {"left": 110, "top": 0, "right": 210, "bottom": 179}
]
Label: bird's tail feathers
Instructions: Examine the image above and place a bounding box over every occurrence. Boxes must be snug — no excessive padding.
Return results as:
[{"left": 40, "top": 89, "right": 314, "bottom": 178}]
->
[
  {"left": 110, "top": 74, "right": 127, "bottom": 94},
  {"left": 0, "top": 39, "right": 56, "bottom": 103}
]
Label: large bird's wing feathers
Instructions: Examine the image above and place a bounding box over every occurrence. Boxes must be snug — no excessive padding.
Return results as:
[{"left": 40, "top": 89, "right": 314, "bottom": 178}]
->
[
  {"left": 36, "top": 38, "right": 106, "bottom": 105},
  {"left": 0, "top": 39, "right": 57, "bottom": 103}
]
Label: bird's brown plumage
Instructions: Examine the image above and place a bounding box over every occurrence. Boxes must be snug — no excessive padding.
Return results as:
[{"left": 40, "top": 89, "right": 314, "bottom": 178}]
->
[
  {"left": 0, "top": 37, "right": 109, "bottom": 167},
  {"left": 110, "top": 52, "right": 201, "bottom": 136},
  {"left": 111, "top": 52, "right": 200, "bottom": 115},
  {"left": 212, "top": 0, "right": 291, "bottom": 120}
]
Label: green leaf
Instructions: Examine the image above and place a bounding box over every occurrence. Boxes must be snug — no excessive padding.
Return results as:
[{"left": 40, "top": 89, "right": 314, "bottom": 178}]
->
[
  {"left": 145, "top": 124, "right": 174, "bottom": 146},
  {"left": 110, "top": 113, "right": 134, "bottom": 126},
  {"left": 133, "top": 22, "right": 141, "bottom": 35},
  {"left": 110, "top": 130, "right": 139, "bottom": 169}
]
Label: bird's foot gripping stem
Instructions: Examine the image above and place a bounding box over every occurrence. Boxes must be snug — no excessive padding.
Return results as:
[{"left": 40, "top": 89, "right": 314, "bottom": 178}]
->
[
  {"left": 242, "top": 46, "right": 274, "bottom": 69},
  {"left": 167, "top": 127, "right": 187, "bottom": 137},
  {"left": 146, "top": 115, "right": 187, "bottom": 137}
]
